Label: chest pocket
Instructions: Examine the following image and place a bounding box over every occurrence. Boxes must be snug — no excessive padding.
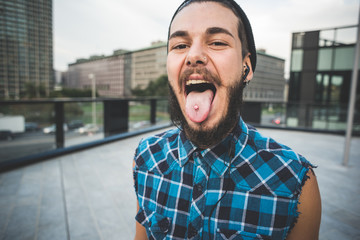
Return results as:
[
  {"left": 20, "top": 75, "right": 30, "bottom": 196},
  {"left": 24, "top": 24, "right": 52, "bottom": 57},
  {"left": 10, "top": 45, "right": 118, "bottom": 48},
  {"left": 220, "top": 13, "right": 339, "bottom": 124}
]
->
[
  {"left": 217, "top": 229, "right": 270, "bottom": 240},
  {"left": 211, "top": 186, "right": 294, "bottom": 239},
  {"left": 136, "top": 207, "right": 171, "bottom": 240}
]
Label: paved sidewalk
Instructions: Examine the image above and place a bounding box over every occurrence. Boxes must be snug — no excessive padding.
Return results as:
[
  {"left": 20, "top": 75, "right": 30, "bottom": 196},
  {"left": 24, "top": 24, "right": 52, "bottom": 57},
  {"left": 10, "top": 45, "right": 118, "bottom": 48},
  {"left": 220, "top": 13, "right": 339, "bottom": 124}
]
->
[{"left": 0, "top": 127, "right": 359, "bottom": 240}]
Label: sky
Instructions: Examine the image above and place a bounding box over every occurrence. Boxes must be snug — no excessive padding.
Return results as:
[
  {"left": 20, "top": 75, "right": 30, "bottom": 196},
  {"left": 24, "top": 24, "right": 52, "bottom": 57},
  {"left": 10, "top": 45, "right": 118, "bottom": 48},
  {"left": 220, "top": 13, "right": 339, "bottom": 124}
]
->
[{"left": 54, "top": 0, "right": 360, "bottom": 77}]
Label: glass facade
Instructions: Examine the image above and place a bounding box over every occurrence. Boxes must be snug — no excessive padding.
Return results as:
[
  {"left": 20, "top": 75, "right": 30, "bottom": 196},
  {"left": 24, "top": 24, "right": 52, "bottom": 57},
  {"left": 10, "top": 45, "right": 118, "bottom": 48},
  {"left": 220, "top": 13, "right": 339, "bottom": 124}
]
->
[
  {"left": 0, "top": 0, "right": 53, "bottom": 99},
  {"left": 289, "top": 25, "right": 359, "bottom": 128}
]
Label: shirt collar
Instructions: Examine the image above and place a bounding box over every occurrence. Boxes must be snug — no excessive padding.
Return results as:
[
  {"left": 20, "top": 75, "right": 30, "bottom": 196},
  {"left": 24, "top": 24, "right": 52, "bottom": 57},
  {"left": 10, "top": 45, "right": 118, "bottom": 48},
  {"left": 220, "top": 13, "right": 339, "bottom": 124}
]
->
[
  {"left": 176, "top": 118, "right": 250, "bottom": 177},
  {"left": 177, "top": 129, "right": 197, "bottom": 167}
]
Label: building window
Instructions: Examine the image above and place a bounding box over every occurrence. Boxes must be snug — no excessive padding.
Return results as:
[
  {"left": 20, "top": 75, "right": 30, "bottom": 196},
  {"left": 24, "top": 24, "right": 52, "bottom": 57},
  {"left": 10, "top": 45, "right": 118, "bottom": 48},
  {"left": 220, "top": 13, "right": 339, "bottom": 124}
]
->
[
  {"left": 315, "top": 73, "right": 344, "bottom": 104},
  {"left": 293, "top": 33, "right": 304, "bottom": 48},
  {"left": 291, "top": 50, "right": 303, "bottom": 71},
  {"left": 334, "top": 46, "right": 356, "bottom": 70},
  {"left": 318, "top": 48, "right": 333, "bottom": 71},
  {"left": 288, "top": 72, "right": 301, "bottom": 102},
  {"left": 319, "top": 29, "right": 335, "bottom": 47},
  {"left": 330, "top": 75, "right": 343, "bottom": 103},
  {"left": 315, "top": 74, "right": 329, "bottom": 103},
  {"left": 336, "top": 27, "right": 357, "bottom": 45}
]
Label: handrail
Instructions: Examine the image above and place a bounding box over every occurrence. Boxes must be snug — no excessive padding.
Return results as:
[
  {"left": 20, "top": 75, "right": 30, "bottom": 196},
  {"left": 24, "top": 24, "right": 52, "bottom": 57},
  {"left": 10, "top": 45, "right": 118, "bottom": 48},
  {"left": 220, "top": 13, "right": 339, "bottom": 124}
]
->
[{"left": 0, "top": 98, "right": 359, "bottom": 172}]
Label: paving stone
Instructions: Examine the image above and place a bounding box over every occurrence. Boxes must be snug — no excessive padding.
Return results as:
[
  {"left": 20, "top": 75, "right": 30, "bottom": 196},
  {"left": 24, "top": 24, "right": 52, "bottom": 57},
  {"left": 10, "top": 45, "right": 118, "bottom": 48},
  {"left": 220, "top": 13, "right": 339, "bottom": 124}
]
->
[
  {"left": 64, "top": 187, "right": 89, "bottom": 213},
  {"left": 67, "top": 208, "right": 101, "bottom": 240},
  {"left": 37, "top": 222, "right": 67, "bottom": 240},
  {"left": 93, "top": 207, "right": 133, "bottom": 240},
  {"left": 0, "top": 128, "right": 358, "bottom": 239},
  {"left": 38, "top": 204, "right": 66, "bottom": 227},
  {"left": 2, "top": 205, "right": 38, "bottom": 240}
]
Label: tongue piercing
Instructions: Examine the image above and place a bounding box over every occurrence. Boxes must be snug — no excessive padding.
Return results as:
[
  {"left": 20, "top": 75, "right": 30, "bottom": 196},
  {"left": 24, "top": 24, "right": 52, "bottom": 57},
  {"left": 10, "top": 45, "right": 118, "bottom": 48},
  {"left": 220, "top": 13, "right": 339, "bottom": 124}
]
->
[{"left": 194, "top": 105, "right": 199, "bottom": 111}]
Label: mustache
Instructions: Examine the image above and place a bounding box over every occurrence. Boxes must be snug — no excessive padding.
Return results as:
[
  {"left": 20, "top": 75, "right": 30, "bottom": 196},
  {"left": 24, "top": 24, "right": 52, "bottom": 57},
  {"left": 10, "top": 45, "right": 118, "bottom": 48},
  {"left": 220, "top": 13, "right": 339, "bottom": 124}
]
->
[{"left": 178, "top": 68, "right": 222, "bottom": 93}]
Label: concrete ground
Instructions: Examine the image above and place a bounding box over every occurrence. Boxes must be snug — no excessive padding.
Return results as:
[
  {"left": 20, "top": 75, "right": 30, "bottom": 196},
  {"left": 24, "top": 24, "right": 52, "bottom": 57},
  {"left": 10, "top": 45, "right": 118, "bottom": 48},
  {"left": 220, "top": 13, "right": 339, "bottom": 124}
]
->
[{"left": 0, "top": 127, "right": 359, "bottom": 240}]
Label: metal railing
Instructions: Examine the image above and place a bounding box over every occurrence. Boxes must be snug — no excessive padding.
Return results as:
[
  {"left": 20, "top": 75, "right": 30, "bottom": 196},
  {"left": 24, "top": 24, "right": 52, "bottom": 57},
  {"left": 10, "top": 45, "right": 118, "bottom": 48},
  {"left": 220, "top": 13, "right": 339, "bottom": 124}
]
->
[
  {"left": 0, "top": 98, "right": 359, "bottom": 172},
  {"left": 0, "top": 97, "right": 171, "bottom": 171}
]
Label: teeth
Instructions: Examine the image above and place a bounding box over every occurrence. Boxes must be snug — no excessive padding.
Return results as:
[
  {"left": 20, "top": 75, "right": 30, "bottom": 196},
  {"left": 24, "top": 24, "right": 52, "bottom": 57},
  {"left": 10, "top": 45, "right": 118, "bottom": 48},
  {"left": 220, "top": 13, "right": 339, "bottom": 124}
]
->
[{"left": 186, "top": 80, "right": 210, "bottom": 86}]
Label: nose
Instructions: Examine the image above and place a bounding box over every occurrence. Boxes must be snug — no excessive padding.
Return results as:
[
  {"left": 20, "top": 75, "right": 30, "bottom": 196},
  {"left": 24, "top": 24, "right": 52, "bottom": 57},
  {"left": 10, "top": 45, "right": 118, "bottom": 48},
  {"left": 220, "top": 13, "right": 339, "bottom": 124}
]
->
[{"left": 185, "top": 43, "right": 208, "bottom": 67}]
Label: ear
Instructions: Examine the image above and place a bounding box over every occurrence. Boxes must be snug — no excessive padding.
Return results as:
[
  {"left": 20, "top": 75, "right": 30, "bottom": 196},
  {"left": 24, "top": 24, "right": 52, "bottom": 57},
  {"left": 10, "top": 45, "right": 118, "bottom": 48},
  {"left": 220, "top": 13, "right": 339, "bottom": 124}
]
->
[{"left": 243, "top": 54, "right": 254, "bottom": 81}]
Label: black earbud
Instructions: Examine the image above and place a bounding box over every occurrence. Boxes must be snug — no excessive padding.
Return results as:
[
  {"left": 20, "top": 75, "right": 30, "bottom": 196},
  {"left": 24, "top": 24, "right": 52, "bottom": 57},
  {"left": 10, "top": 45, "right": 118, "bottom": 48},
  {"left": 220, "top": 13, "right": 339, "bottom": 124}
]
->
[{"left": 243, "top": 65, "right": 250, "bottom": 81}]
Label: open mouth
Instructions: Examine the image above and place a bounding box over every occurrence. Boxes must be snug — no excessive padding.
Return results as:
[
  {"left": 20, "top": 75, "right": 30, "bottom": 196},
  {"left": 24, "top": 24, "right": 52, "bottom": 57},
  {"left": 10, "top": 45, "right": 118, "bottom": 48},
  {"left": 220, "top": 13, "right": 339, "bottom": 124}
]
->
[
  {"left": 185, "top": 80, "right": 216, "bottom": 97},
  {"left": 184, "top": 80, "right": 217, "bottom": 123}
]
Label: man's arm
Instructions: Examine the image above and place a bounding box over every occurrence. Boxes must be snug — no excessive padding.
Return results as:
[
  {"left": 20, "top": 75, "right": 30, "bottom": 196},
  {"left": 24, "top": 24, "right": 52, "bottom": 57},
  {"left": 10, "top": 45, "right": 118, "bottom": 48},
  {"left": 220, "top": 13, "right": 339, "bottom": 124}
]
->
[
  {"left": 286, "top": 169, "right": 321, "bottom": 240},
  {"left": 133, "top": 160, "right": 148, "bottom": 240},
  {"left": 134, "top": 201, "right": 148, "bottom": 240}
]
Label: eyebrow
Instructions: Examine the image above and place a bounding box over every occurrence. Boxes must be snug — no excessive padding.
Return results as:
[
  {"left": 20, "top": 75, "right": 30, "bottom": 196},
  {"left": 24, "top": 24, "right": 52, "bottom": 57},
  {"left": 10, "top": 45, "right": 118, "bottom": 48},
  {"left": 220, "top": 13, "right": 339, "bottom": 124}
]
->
[
  {"left": 206, "top": 27, "right": 234, "bottom": 39},
  {"left": 169, "top": 27, "right": 234, "bottom": 40},
  {"left": 169, "top": 30, "right": 189, "bottom": 40}
]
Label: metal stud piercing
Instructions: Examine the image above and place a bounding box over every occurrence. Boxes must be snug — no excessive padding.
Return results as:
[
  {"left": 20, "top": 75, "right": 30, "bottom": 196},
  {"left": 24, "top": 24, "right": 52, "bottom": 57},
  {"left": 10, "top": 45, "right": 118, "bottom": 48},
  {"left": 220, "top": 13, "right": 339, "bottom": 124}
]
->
[
  {"left": 203, "top": 56, "right": 207, "bottom": 62},
  {"left": 194, "top": 104, "right": 199, "bottom": 111}
]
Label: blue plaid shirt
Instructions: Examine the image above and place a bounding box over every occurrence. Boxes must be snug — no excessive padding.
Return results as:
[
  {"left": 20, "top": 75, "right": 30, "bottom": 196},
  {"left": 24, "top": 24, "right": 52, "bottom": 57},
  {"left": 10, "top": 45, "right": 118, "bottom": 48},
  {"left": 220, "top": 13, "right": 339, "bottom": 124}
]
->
[{"left": 133, "top": 119, "right": 313, "bottom": 239}]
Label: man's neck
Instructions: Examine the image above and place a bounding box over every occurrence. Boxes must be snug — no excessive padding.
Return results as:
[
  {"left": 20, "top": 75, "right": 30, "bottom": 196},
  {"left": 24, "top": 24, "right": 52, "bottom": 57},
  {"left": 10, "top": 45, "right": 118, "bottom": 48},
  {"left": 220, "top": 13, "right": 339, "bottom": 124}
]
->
[{"left": 183, "top": 119, "right": 239, "bottom": 150}]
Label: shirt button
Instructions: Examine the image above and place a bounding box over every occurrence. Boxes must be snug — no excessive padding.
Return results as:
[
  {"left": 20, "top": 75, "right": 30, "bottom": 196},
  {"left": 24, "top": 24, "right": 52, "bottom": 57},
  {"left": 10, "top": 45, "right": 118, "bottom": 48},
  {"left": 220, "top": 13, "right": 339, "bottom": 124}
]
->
[
  {"left": 196, "top": 184, "right": 202, "bottom": 192},
  {"left": 159, "top": 218, "right": 170, "bottom": 233},
  {"left": 188, "top": 226, "right": 198, "bottom": 238}
]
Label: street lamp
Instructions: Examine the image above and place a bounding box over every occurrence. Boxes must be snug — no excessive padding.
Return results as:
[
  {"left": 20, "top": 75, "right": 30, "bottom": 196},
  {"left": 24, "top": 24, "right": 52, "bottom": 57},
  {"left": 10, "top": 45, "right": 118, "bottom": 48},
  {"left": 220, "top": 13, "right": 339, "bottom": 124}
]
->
[
  {"left": 88, "top": 73, "right": 96, "bottom": 125},
  {"left": 343, "top": 8, "right": 360, "bottom": 166}
]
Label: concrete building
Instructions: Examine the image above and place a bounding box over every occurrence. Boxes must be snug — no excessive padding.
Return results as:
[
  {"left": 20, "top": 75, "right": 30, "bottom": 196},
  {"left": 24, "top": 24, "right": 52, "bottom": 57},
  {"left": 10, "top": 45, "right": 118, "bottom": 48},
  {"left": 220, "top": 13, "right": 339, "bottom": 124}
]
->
[
  {"left": 244, "top": 50, "right": 285, "bottom": 102},
  {"left": 288, "top": 25, "right": 359, "bottom": 128},
  {"left": 130, "top": 41, "right": 167, "bottom": 90},
  {"left": 67, "top": 42, "right": 285, "bottom": 100},
  {"left": 67, "top": 51, "right": 131, "bottom": 97},
  {"left": 0, "top": 0, "right": 53, "bottom": 99},
  {"left": 67, "top": 42, "right": 167, "bottom": 98}
]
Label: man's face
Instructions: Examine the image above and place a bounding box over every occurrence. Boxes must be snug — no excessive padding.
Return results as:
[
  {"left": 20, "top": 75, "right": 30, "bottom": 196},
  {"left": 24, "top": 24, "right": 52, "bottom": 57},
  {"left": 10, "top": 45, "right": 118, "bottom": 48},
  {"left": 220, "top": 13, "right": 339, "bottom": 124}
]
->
[{"left": 167, "top": 2, "right": 252, "bottom": 147}]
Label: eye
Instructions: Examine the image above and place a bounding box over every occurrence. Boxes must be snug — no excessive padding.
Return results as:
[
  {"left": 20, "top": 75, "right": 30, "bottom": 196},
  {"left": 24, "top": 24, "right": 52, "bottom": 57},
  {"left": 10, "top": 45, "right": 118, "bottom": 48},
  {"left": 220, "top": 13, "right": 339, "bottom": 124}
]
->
[
  {"left": 173, "top": 44, "right": 188, "bottom": 50},
  {"left": 209, "top": 41, "right": 229, "bottom": 50},
  {"left": 210, "top": 41, "right": 227, "bottom": 46}
]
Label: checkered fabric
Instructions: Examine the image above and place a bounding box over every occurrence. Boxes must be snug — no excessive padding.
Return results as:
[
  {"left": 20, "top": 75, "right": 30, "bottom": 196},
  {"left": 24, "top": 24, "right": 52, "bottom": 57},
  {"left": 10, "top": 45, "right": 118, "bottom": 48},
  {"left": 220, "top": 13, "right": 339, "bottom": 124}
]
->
[{"left": 133, "top": 118, "right": 313, "bottom": 240}]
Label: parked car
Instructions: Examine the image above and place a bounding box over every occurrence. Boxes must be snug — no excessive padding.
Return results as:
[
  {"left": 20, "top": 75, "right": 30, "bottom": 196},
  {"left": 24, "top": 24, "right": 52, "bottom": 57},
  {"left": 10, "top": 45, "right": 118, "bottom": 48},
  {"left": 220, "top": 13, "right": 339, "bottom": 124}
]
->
[
  {"left": 67, "top": 120, "right": 84, "bottom": 130},
  {"left": 43, "top": 124, "right": 68, "bottom": 134},
  {"left": 25, "top": 122, "right": 39, "bottom": 132},
  {"left": 76, "top": 124, "right": 99, "bottom": 134}
]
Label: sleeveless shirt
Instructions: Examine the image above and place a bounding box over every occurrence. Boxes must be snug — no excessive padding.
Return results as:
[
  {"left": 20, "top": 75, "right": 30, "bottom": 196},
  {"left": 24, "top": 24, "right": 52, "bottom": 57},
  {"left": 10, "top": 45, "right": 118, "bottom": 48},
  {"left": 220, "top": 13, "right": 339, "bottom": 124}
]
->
[{"left": 133, "top": 118, "right": 313, "bottom": 239}]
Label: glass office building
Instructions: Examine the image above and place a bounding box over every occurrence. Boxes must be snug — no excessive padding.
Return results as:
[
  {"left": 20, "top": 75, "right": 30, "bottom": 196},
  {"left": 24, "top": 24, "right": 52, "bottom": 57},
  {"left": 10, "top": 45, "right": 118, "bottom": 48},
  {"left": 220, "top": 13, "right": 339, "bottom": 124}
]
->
[
  {"left": 288, "top": 25, "right": 360, "bottom": 129},
  {"left": 0, "top": 0, "right": 53, "bottom": 99}
]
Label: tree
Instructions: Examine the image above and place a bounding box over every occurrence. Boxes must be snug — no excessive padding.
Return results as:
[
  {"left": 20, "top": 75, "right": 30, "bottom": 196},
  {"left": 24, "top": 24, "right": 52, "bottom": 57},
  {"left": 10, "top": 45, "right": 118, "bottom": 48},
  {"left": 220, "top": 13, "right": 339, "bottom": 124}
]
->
[
  {"left": 22, "top": 82, "right": 47, "bottom": 99},
  {"left": 132, "top": 75, "right": 169, "bottom": 97}
]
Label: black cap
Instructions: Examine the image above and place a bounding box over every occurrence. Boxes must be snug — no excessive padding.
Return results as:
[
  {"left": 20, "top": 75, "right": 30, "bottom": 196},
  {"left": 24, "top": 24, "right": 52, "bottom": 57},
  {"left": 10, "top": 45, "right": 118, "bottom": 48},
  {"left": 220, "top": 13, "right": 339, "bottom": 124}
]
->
[{"left": 168, "top": 0, "right": 257, "bottom": 72}]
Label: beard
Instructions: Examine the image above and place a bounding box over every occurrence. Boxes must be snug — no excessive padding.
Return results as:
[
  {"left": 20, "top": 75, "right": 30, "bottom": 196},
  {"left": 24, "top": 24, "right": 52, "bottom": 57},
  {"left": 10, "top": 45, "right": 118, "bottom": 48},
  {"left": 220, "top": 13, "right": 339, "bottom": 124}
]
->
[{"left": 168, "top": 78, "right": 245, "bottom": 149}]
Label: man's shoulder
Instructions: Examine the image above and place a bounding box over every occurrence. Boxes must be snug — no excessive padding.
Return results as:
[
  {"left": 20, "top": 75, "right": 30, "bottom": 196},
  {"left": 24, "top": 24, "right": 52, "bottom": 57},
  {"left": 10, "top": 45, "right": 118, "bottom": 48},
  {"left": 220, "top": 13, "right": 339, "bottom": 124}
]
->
[
  {"left": 242, "top": 126, "right": 313, "bottom": 196},
  {"left": 247, "top": 125, "right": 308, "bottom": 164},
  {"left": 137, "top": 127, "right": 180, "bottom": 150},
  {"left": 134, "top": 127, "right": 180, "bottom": 173}
]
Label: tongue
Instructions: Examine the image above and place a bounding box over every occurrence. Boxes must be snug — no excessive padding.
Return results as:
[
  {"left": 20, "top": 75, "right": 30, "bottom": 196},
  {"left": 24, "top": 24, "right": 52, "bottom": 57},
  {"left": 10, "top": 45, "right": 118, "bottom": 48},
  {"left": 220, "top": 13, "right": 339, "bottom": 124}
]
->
[{"left": 185, "top": 89, "right": 214, "bottom": 123}]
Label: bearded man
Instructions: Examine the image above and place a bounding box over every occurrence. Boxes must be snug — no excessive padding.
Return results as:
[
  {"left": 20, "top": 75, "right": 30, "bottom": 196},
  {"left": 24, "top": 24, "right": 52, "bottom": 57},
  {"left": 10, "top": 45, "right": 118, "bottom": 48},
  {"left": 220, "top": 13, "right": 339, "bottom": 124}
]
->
[{"left": 133, "top": 0, "right": 321, "bottom": 239}]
